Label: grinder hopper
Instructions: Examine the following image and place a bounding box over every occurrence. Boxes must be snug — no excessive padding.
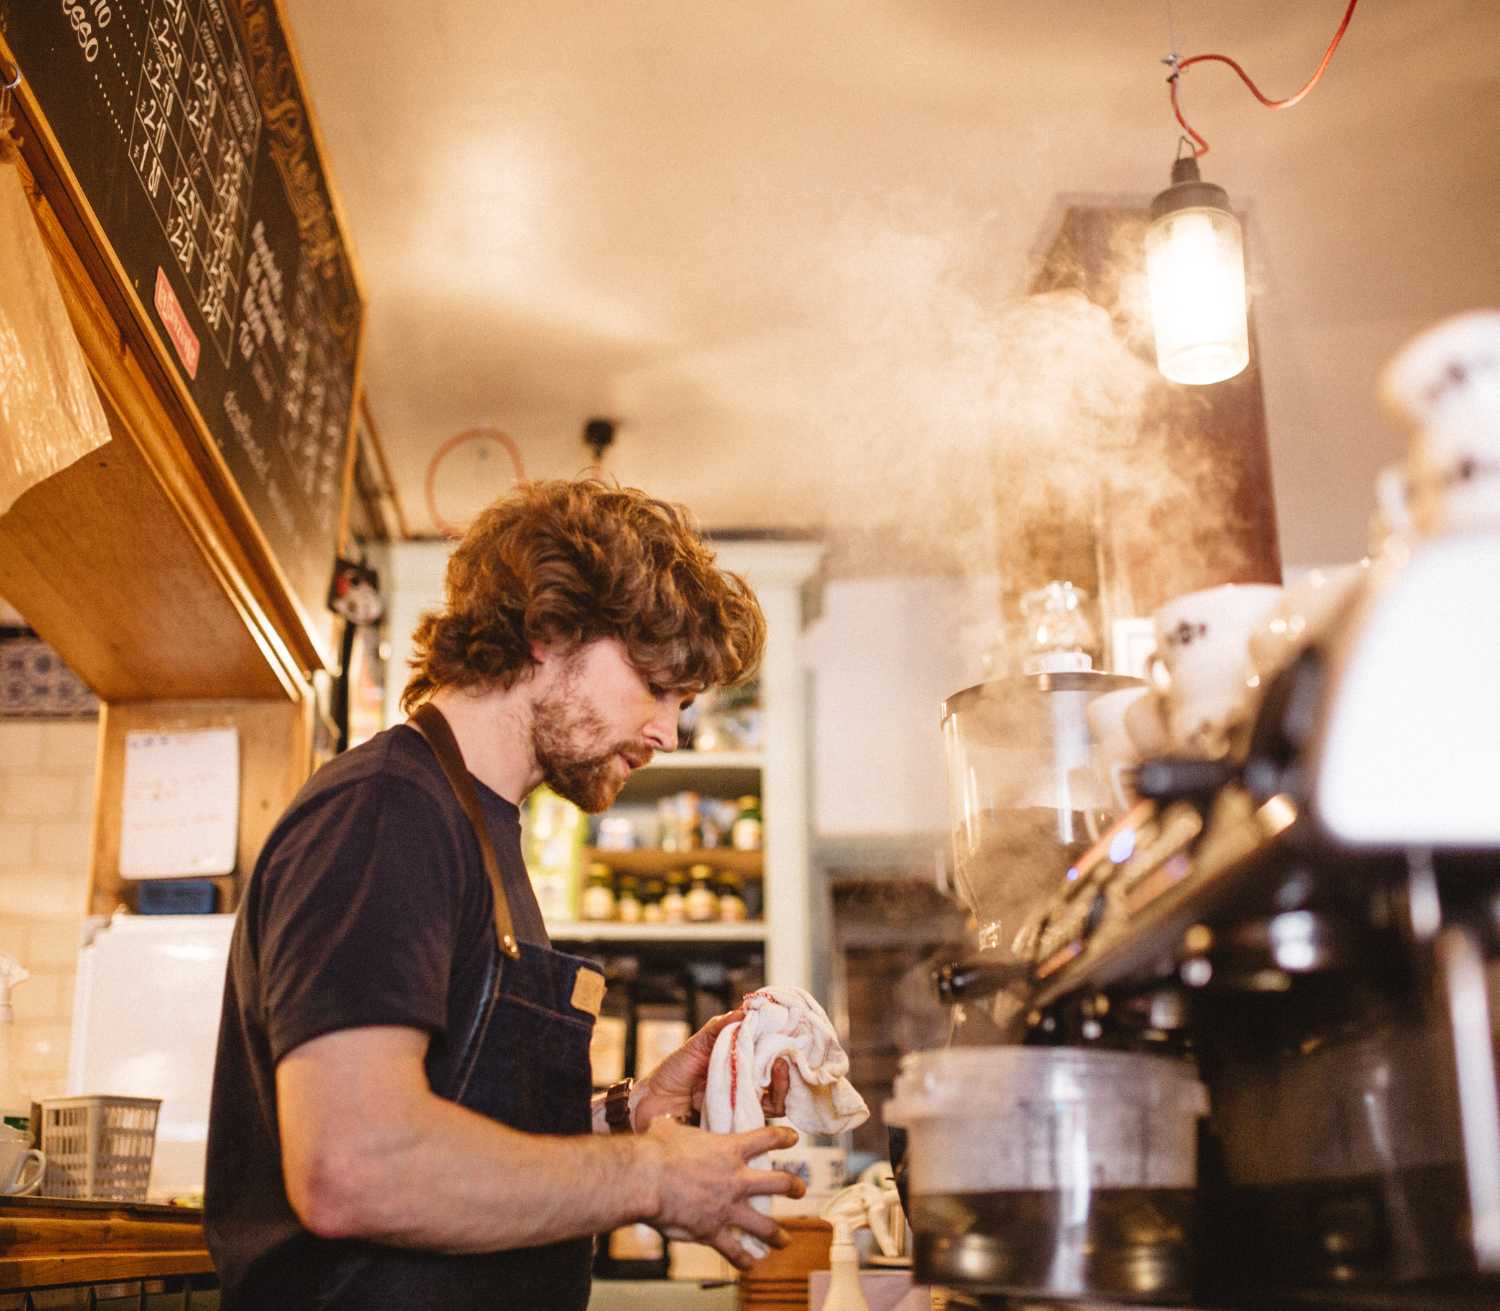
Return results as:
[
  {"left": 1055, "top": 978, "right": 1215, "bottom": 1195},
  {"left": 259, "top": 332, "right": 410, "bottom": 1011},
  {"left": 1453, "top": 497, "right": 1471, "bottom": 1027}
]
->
[{"left": 942, "top": 671, "right": 1143, "bottom": 963}]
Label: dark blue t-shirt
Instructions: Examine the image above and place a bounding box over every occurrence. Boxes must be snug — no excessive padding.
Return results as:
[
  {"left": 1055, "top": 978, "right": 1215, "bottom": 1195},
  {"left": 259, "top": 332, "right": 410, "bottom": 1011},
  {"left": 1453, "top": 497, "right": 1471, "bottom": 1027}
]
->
[{"left": 204, "top": 723, "right": 547, "bottom": 1308}]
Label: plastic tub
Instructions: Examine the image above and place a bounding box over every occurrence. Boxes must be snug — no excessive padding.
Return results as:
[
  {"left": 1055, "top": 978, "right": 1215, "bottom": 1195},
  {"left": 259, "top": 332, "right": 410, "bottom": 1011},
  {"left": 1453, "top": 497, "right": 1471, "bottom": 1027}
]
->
[{"left": 885, "top": 1047, "right": 1209, "bottom": 1302}]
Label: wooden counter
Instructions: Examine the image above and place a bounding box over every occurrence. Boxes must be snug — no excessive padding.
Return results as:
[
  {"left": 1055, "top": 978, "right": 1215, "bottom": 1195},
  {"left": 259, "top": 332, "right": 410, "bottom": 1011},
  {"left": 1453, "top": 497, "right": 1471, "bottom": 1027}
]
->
[{"left": 0, "top": 1196, "right": 212, "bottom": 1292}]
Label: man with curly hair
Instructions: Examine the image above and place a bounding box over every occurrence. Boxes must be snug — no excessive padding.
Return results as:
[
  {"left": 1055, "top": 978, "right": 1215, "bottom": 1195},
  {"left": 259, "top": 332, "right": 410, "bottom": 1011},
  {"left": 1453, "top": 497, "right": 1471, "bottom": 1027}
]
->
[{"left": 206, "top": 480, "right": 802, "bottom": 1310}]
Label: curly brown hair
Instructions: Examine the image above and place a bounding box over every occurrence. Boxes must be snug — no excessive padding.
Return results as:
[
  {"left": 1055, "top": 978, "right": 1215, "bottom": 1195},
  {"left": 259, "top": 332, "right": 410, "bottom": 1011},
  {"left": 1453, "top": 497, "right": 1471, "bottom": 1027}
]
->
[{"left": 401, "top": 479, "right": 766, "bottom": 712}]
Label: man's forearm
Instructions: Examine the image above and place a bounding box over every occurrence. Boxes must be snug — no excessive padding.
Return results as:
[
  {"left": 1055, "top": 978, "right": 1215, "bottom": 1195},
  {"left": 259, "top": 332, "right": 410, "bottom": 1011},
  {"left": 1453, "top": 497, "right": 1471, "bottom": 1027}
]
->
[{"left": 301, "top": 1088, "right": 660, "bottom": 1252}]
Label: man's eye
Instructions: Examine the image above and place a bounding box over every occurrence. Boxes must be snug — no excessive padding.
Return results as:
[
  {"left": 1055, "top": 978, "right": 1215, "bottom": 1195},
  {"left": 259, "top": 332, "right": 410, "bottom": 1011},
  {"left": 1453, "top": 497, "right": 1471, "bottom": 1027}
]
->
[{"left": 679, "top": 696, "right": 696, "bottom": 712}]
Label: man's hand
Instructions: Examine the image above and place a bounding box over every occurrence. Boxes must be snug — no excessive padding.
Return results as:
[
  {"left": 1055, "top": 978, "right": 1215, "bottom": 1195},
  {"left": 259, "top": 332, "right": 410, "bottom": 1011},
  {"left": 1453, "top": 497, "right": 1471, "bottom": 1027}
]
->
[
  {"left": 634, "top": 1010, "right": 789, "bottom": 1127},
  {"left": 639, "top": 1118, "right": 804, "bottom": 1268}
]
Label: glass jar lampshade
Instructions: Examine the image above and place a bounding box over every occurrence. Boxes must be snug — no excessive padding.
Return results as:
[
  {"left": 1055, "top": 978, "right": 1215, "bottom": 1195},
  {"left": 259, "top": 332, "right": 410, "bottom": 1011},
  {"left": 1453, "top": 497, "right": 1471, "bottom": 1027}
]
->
[{"left": 1145, "top": 156, "right": 1249, "bottom": 386}]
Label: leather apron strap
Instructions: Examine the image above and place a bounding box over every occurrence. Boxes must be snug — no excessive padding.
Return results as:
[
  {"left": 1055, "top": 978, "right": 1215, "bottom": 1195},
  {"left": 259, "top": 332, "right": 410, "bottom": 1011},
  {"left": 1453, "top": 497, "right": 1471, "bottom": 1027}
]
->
[{"left": 410, "top": 702, "right": 522, "bottom": 960}]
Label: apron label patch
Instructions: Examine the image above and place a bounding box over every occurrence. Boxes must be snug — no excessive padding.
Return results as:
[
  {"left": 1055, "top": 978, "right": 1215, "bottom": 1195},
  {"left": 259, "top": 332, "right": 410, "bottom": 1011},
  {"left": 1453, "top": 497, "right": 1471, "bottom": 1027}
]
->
[{"left": 570, "top": 967, "right": 605, "bottom": 1018}]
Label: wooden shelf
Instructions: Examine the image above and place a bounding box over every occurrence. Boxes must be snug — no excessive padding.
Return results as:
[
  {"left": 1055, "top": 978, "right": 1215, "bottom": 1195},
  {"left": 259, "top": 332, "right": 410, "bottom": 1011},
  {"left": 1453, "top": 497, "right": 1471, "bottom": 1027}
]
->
[
  {"left": 642, "top": 750, "right": 762, "bottom": 771},
  {"left": 617, "top": 752, "right": 762, "bottom": 803},
  {"left": 547, "top": 920, "right": 767, "bottom": 944},
  {"left": 0, "top": 1196, "right": 211, "bottom": 1291},
  {"left": 584, "top": 847, "right": 762, "bottom": 876}
]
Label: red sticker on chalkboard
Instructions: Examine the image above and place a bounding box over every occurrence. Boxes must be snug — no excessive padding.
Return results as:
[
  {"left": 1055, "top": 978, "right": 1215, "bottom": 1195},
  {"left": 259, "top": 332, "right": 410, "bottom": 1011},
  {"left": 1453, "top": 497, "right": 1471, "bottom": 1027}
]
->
[{"left": 153, "top": 267, "right": 201, "bottom": 381}]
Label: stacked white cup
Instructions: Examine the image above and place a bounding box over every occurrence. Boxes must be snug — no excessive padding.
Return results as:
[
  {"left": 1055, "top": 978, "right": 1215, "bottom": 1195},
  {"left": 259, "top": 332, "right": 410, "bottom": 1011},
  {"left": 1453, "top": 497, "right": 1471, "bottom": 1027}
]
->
[
  {"left": 1149, "top": 584, "right": 1283, "bottom": 757},
  {"left": 1379, "top": 309, "right": 1500, "bottom": 537}
]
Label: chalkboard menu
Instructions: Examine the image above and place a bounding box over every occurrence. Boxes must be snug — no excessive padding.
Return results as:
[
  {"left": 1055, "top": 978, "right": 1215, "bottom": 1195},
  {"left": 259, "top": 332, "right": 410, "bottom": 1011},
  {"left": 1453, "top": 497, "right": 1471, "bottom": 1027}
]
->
[{"left": 0, "top": 0, "right": 363, "bottom": 637}]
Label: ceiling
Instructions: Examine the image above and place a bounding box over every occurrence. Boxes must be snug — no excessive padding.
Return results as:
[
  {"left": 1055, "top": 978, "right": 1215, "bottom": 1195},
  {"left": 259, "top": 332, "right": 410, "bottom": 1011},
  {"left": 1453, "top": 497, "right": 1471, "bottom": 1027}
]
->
[{"left": 283, "top": 0, "right": 1500, "bottom": 574}]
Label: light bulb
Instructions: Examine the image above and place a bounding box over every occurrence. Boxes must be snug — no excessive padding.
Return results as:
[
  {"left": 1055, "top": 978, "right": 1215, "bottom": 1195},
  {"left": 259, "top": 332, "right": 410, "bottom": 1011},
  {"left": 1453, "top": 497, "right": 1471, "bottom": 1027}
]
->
[{"left": 1145, "top": 159, "right": 1250, "bottom": 386}]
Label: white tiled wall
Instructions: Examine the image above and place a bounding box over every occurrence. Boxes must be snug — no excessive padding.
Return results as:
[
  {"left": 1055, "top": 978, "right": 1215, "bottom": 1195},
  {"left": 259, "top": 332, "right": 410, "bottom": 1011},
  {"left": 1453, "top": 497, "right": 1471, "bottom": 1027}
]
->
[{"left": 0, "top": 719, "right": 99, "bottom": 1100}]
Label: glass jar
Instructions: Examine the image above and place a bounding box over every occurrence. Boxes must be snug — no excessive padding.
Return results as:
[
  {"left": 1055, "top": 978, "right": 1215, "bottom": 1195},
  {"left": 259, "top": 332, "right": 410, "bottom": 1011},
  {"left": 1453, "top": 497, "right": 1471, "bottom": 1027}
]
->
[
  {"left": 731, "top": 796, "right": 763, "bottom": 852},
  {"left": 660, "top": 871, "right": 688, "bottom": 923},
  {"left": 580, "top": 862, "right": 617, "bottom": 922},
  {"left": 640, "top": 876, "right": 666, "bottom": 923},
  {"left": 615, "top": 874, "right": 643, "bottom": 924},
  {"left": 717, "top": 870, "right": 748, "bottom": 922},
  {"left": 685, "top": 864, "right": 718, "bottom": 922}
]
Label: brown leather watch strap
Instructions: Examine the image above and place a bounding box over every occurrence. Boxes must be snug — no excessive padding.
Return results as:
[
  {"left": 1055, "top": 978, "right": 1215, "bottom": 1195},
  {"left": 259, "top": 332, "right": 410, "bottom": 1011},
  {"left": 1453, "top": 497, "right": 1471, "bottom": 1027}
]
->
[
  {"left": 410, "top": 702, "right": 522, "bottom": 960},
  {"left": 604, "top": 1078, "right": 635, "bottom": 1134}
]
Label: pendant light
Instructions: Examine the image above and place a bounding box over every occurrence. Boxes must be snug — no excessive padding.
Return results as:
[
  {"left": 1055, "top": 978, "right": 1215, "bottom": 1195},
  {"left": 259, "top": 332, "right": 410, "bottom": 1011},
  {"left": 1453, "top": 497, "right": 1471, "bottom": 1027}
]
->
[
  {"left": 1145, "top": 0, "right": 1361, "bottom": 386},
  {"left": 1145, "top": 155, "right": 1248, "bottom": 386}
]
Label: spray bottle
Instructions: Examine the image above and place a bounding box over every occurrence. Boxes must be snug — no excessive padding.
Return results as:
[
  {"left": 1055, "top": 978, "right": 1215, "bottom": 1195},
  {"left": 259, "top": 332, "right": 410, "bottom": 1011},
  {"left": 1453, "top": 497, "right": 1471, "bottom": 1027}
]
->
[
  {"left": 820, "top": 1183, "right": 874, "bottom": 1311},
  {"left": 0, "top": 953, "right": 31, "bottom": 1134}
]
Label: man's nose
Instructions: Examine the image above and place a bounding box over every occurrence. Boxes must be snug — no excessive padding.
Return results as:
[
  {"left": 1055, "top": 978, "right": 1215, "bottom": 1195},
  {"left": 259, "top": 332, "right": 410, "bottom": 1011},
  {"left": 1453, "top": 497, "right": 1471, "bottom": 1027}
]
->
[{"left": 644, "top": 699, "right": 679, "bottom": 752}]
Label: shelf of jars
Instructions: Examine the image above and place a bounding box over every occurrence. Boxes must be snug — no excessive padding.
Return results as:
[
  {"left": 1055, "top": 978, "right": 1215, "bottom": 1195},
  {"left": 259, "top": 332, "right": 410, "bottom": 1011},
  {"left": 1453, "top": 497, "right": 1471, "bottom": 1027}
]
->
[
  {"left": 545, "top": 919, "right": 768, "bottom": 943},
  {"left": 580, "top": 847, "right": 762, "bottom": 876},
  {"left": 636, "top": 750, "right": 763, "bottom": 771}
]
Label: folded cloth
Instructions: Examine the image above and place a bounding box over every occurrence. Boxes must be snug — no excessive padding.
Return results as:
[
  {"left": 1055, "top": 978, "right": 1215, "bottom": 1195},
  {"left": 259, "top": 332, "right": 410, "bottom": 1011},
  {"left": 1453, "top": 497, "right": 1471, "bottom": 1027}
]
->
[{"left": 704, "top": 985, "right": 870, "bottom": 1258}]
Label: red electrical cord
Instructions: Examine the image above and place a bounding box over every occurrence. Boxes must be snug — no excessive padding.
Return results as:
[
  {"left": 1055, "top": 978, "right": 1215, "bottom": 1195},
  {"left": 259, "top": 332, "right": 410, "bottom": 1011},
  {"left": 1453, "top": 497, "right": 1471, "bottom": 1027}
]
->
[{"left": 1167, "top": 0, "right": 1360, "bottom": 156}]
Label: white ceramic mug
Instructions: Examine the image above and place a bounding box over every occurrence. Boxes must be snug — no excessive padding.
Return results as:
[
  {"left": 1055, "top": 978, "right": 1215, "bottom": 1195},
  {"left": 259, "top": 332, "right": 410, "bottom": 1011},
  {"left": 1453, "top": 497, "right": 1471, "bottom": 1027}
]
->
[
  {"left": 1151, "top": 584, "right": 1283, "bottom": 754},
  {"left": 1380, "top": 310, "right": 1500, "bottom": 535},
  {"left": 0, "top": 1135, "right": 45, "bottom": 1196},
  {"left": 767, "top": 1144, "right": 846, "bottom": 1217}
]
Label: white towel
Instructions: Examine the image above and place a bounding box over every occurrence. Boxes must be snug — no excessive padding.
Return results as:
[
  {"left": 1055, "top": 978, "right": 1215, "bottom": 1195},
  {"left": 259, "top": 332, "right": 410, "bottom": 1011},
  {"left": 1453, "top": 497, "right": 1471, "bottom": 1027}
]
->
[
  {"left": 703, "top": 985, "right": 870, "bottom": 1261},
  {"left": 704, "top": 985, "right": 869, "bottom": 1140}
]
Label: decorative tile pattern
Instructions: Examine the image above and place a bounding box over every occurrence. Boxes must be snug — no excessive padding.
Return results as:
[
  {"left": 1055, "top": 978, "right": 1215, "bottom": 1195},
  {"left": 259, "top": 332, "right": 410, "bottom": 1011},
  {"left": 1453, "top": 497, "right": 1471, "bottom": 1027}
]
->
[{"left": 0, "top": 636, "right": 99, "bottom": 719}]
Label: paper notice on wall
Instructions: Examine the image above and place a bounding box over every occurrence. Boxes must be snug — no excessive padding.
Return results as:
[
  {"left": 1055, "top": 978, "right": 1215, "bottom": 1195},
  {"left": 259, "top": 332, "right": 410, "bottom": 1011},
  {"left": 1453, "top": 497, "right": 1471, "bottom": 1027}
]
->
[{"left": 119, "top": 728, "right": 240, "bottom": 878}]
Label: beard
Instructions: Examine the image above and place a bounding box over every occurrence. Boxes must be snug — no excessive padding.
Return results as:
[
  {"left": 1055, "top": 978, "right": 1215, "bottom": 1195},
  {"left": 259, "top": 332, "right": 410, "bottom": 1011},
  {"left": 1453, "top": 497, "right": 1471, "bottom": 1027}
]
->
[{"left": 531, "top": 662, "right": 642, "bottom": 813}]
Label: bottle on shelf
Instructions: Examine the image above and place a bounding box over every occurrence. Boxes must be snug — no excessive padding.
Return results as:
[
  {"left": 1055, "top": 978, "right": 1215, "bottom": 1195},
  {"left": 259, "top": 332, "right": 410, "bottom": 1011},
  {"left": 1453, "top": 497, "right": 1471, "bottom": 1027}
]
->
[
  {"left": 731, "top": 795, "right": 763, "bottom": 852},
  {"left": 685, "top": 864, "right": 718, "bottom": 922},
  {"left": 658, "top": 791, "right": 700, "bottom": 852},
  {"left": 660, "top": 870, "right": 688, "bottom": 923},
  {"left": 580, "top": 862, "right": 617, "bottom": 922},
  {"left": 717, "top": 870, "right": 748, "bottom": 922},
  {"left": 615, "top": 874, "right": 643, "bottom": 924},
  {"left": 639, "top": 876, "right": 666, "bottom": 924}
]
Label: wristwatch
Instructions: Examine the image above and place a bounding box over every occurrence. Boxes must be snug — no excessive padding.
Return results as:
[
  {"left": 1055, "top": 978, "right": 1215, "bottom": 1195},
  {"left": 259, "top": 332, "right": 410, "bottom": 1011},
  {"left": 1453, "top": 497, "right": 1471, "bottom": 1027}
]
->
[{"left": 604, "top": 1078, "right": 634, "bottom": 1135}]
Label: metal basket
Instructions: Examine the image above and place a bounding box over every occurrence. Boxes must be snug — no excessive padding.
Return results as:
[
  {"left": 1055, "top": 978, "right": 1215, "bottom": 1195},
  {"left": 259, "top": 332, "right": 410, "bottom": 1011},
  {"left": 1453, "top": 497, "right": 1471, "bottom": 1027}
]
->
[{"left": 39, "top": 1095, "right": 161, "bottom": 1201}]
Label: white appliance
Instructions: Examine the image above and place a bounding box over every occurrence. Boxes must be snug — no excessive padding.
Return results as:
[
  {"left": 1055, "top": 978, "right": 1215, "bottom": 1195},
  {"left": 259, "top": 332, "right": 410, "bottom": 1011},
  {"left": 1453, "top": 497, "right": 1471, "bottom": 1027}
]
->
[{"left": 67, "top": 912, "right": 237, "bottom": 1201}]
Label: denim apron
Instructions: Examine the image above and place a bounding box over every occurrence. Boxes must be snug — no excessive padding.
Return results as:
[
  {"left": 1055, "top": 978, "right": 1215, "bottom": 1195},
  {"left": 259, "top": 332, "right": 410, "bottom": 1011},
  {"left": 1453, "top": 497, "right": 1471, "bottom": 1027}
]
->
[{"left": 314, "top": 703, "right": 604, "bottom": 1310}]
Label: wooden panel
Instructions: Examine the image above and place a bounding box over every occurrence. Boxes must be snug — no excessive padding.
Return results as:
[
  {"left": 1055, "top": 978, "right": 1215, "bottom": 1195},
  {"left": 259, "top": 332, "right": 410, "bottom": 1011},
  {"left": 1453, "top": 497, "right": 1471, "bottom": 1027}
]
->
[
  {"left": 0, "top": 420, "right": 292, "bottom": 703},
  {"left": 0, "top": 1216, "right": 205, "bottom": 1254},
  {"left": 0, "top": 1196, "right": 210, "bottom": 1291},
  {"left": 0, "top": 1249, "right": 214, "bottom": 1290},
  {"left": 89, "top": 699, "right": 313, "bottom": 916},
  {"left": 0, "top": 53, "right": 326, "bottom": 700}
]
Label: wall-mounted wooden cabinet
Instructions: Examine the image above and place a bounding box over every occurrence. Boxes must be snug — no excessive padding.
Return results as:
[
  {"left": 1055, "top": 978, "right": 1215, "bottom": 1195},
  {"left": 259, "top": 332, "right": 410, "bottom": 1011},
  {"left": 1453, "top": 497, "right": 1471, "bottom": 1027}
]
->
[{"left": 0, "top": 8, "right": 368, "bottom": 907}]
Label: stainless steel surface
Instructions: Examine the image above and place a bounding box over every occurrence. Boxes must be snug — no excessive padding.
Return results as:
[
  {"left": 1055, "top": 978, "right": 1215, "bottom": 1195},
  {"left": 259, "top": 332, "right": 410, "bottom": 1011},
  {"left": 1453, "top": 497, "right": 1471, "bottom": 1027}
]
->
[
  {"left": 914, "top": 1186, "right": 1196, "bottom": 1302},
  {"left": 1436, "top": 923, "right": 1500, "bottom": 1268}
]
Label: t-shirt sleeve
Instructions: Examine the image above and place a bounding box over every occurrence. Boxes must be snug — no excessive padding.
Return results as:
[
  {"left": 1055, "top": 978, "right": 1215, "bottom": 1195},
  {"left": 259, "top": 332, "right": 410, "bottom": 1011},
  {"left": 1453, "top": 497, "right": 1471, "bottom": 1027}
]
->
[{"left": 255, "top": 776, "right": 467, "bottom": 1064}]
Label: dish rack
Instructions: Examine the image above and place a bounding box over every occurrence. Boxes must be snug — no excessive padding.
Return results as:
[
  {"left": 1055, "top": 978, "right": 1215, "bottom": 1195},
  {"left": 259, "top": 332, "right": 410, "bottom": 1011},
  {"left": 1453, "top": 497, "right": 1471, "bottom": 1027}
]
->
[{"left": 39, "top": 1095, "right": 161, "bottom": 1201}]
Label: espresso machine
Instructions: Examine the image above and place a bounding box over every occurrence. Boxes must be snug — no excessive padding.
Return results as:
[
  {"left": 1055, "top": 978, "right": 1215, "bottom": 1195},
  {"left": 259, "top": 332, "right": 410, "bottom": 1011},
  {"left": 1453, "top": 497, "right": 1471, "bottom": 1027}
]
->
[{"left": 892, "top": 329, "right": 1500, "bottom": 1309}]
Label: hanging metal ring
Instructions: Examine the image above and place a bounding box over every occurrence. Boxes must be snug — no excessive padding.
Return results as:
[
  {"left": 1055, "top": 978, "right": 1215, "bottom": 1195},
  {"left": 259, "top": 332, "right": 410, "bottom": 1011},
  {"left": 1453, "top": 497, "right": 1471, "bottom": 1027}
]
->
[{"left": 0, "top": 58, "right": 20, "bottom": 92}]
